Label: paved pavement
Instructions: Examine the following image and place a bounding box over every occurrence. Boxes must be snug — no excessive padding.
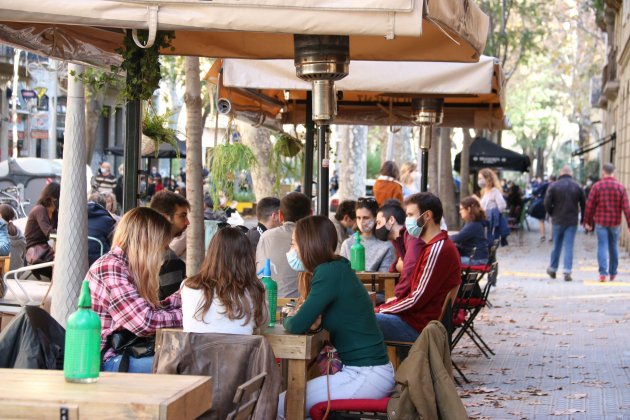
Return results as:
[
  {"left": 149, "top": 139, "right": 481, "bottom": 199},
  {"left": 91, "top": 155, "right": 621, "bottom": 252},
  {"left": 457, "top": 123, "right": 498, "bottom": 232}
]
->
[{"left": 455, "top": 218, "right": 630, "bottom": 419}]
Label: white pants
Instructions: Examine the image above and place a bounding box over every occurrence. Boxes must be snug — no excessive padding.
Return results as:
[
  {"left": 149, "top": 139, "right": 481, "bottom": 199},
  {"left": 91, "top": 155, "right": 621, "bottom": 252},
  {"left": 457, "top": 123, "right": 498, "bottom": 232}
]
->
[{"left": 277, "top": 363, "right": 395, "bottom": 419}]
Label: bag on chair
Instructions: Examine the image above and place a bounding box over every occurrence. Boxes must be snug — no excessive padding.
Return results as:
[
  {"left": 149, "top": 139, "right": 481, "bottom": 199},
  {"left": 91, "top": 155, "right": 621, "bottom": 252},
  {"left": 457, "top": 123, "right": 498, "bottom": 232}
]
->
[{"left": 25, "top": 243, "right": 54, "bottom": 265}]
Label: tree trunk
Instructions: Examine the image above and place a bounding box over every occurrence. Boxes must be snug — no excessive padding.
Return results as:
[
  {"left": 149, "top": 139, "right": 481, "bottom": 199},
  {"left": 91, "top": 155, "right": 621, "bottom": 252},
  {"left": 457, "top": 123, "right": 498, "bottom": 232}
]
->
[
  {"left": 396, "top": 126, "right": 413, "bottom": 165},
  {"left": 439, "top": 128, "right": 457, "bottom": 228},
  {"left": 184, "top": 56, "right": 204, "bottom": 277},
  {"left": 460, "top": 128, "right": 474, "bottom": 198},
  {"left": 427, "top": 127, "right": 439, "bottom": 195},
  {"left": 238, "top": 121, "right": 275, "bottom": 199},
  {"left": 84, "top": 88, "right": 105, "bottom": 165},
  {"left": 338, "top": 125, "right": 367, "bottom": 200}
]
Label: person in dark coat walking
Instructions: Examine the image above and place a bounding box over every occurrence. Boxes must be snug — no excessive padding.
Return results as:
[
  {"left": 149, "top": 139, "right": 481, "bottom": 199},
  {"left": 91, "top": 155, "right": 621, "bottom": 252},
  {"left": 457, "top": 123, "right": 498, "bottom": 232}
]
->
[
  {"left": 87, "top": 193, "right": 116, "bottom": 266},
  {"left": 544, "top": 166, "right": 585, "bottom": 282}
]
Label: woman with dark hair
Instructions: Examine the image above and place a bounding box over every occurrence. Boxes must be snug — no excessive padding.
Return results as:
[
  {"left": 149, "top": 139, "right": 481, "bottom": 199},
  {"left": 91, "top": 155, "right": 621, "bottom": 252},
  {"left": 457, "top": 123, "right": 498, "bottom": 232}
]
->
[
  {"left": 24, "top": 182, "right": 60, "bottom": 277},
  {"left": 279, "top": 215, "right": 394, "bottom": 419},
  {"left": 88, "top": 207, "right": 182, "bottom": 373},
  {"left": 181, "top": 227, "right": 268, "bottom": 334},
  {"left": 340, "top": 197, "right": 395, "bottom": 272},
  {"left": 373, "top": 160, "right": 403, "bottom": 205},
  {"left": 451, "top": 196, "right": 489, "bottom": 265}
]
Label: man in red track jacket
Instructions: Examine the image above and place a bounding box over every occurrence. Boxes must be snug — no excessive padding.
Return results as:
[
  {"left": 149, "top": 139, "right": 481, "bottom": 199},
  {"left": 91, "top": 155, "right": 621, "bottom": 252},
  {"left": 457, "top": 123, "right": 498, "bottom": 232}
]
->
[{"left": 375, "top": 192, "right": 461, "bottom": 342}]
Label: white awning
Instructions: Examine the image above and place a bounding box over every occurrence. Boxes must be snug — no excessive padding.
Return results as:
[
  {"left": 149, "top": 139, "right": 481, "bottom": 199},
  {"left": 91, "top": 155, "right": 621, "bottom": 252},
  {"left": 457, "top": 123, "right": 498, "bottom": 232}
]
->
[
  {"left": 209, "top": 56, "right": 508, "bottom": 129},
  {"left": 0, "top": 0, "right": 489, "bottom": 66}
]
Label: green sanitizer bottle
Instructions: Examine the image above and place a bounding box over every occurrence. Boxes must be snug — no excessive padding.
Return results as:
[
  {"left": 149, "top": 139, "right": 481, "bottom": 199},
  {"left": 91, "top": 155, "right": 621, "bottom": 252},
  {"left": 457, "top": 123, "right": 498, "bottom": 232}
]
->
[
  {"left": 350, "top": 232, "right": 365, "bottom": 271},
  {"left": 261, "top": 258, "right": 277, "bottom": 327},
  {"left": 64, "top": 280, "right": 102, "bottom": 383}
]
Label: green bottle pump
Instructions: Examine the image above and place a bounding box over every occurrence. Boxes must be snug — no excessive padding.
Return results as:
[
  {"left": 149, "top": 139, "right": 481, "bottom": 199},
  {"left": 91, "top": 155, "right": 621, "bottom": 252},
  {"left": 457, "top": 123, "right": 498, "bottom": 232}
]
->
[
  {"left": 261, "top": 258, "right": 277, "bottom": 327},
  {"left": 350, "top": 232, "right": 365, "bottom": 271},
  {"left": 64, "top": 280, "right": 102, "bottom": 383}
]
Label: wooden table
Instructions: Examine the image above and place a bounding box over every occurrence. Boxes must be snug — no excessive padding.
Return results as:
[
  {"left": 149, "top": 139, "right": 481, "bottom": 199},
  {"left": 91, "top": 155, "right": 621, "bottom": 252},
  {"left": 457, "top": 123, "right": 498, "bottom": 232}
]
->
[
  {"left": 0, "top": 368, "right": 212, "bottom": 419},
  {"left": 264, "top": 324, "right": 327, "bottom": 420},
  {"left": 356, "top": 272, "right": 399, "bottom": 301}
]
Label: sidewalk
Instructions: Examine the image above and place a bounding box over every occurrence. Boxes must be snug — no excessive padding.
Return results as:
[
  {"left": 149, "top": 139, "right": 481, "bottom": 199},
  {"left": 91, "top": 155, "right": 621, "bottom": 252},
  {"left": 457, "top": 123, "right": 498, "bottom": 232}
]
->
[{"left": 455, "top": 219, "right": 630, "bottom": 419}]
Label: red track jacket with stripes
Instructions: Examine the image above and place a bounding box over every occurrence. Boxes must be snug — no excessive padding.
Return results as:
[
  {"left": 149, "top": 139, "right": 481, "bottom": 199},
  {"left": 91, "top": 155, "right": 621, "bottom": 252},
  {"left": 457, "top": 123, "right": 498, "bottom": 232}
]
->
[{"left": 376, "top": 230, "right": 461, "bottom": 333}]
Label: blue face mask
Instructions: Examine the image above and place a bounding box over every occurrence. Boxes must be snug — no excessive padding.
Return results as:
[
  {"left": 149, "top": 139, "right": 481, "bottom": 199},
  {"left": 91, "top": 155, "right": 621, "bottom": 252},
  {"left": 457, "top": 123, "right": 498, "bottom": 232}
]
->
[
  {"left": 286, "top": 248, "right": 305, "bottom": 272},
  {"left": 405, "top": 212, "right": 428, "bottom": 238}
]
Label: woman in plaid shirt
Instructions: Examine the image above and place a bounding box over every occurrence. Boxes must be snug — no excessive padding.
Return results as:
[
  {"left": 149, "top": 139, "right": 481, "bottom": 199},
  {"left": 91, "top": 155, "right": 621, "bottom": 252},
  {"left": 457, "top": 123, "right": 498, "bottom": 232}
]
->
[{"left": 86, "top": 207, "right": 183, "bottom": 373}]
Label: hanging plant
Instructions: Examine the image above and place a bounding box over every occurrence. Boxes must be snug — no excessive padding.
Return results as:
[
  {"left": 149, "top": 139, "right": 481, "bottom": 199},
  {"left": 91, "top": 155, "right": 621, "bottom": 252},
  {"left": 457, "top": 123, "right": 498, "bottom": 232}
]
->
[
  {"left": 269, "top": 131, "right": 304, "bottom": 194},
  {"left": 208, "top": 119, "right": 257, "bottom": 208},
  {"left": 142, "top": 106, "right": 181, "bottom": 158},
  {"left": 113, "top": 30, "right": 176, "bottom": 102}
]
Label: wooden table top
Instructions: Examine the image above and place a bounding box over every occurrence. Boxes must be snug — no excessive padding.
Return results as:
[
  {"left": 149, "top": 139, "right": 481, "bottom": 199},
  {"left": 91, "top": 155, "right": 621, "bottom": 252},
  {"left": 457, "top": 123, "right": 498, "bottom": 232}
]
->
[
  {"left": 355, "top": 272, "right": 400, "bottom": 279},
  {"left": 0, "top": 368, "right": 212, "bottom": 419}
]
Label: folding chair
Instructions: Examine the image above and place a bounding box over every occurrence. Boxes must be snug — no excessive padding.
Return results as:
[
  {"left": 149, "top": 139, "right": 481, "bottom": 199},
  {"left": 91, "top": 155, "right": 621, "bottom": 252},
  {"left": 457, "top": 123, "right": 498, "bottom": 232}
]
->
[
  {"left": 452, "top": 264, "right": 496, "bottom": 359},
  {"left": 226, "top": 372, "right": 267, "bottom": 420}
]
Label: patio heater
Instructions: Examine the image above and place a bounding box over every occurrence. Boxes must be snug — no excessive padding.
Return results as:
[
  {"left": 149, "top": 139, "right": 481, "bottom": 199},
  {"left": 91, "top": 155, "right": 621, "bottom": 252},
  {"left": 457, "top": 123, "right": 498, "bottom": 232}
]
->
[
  {"left": 412, "top": 98, "right": 444, "bottom": 192},
  {"left": 294, "top": 35, "right": 349, "bottom": 215}
]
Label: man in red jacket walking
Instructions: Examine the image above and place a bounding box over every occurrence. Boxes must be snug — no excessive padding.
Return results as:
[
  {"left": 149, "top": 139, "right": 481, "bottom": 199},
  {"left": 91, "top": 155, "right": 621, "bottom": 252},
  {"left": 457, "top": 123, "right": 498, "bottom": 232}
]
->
[
  {"left": 583, "top": 163, "right": 630, "bottom": 282},
  {"left": 375, "top": 192, "right": 461, "bottom": 342}
]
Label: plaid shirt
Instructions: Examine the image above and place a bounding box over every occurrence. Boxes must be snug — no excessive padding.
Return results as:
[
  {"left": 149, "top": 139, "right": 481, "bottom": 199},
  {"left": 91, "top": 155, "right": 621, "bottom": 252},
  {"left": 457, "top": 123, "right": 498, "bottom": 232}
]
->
[
  {"left": 86, "top": 247, "right": 182, "bottom": 361},
  {"left": 584, "top": 176, "right": 630, "bottom": 228}
]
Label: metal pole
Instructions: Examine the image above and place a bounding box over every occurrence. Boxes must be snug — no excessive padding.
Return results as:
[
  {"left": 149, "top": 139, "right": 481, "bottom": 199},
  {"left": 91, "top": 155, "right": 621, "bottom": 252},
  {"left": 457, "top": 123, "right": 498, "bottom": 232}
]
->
[
  {"left": 317, "top": 124, "right": 329, "bottom": 215},
  {"left": 123, "top": 98, "right": 140, "bottom": 212},
  {"left": 303, "top": 91, "right": 314, "bottom": 200},
  {"left": 420, "top": 148, "right": 429, "bottom": 193},
  {"left": 47, "top": 59, "right": 58, "bottom": 159}
]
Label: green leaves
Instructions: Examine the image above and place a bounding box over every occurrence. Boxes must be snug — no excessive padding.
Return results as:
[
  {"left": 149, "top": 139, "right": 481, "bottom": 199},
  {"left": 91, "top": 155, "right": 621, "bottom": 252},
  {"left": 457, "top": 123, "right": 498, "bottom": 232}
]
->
[
  {"left": 208, "top": 142, "right": 258, "bottom": 209},
  {"left": 142, "top": 107, "right": 180, "bottom": 158},
  {"left": 115, "top": 30, "right": 175, "bottom": 102}
]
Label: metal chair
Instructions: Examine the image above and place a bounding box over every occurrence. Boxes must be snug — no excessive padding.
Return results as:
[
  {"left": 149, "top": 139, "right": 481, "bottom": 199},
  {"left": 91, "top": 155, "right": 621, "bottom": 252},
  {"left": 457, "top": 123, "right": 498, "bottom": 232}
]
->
[{"left": 0, "top": 261, "right": 55, "bottom": 314}]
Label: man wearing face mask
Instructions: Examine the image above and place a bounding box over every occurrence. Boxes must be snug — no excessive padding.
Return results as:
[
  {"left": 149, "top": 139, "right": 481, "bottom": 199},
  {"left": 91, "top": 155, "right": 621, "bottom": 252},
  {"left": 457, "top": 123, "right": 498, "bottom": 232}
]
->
[
  {"left": 374, "top": 200, "right": 425, "bottom": 301},
  {"left": 375, "top": 193, "right": 461, "bottom": 343}
]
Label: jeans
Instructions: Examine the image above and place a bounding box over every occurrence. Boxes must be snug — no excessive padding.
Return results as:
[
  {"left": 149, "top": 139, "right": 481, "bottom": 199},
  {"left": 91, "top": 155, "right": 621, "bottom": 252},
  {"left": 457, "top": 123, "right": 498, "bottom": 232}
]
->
[
  {"left": 595, "top": 225, "right": 621, "bottom": 276},
  {"left": 102, "top": 354, "right": 155, "bottom": 373},
  {"left": 277, "top": 363, "right": 394, "bottom": 419},
  {"left": 549, "top": 224, "right": 577, "bottom": 274},
  {"left": 461, "top": 256, "right": 488, "bottom": 266},
  {"left": 375, "top": 313, "right": 420, "bottom": 342}
]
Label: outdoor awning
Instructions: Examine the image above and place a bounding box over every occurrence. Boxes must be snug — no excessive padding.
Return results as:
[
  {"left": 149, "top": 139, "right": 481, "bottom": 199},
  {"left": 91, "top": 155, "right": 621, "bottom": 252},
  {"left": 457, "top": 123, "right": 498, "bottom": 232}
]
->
[
  {"left": 0, "top": 0, "right": 489, "bottom": 67},
  {"left": 454, "top": 137, "right": 530, "bottom": 173},
  {"left": 207, "top": 56, "right": 508, "bottom": 129}
]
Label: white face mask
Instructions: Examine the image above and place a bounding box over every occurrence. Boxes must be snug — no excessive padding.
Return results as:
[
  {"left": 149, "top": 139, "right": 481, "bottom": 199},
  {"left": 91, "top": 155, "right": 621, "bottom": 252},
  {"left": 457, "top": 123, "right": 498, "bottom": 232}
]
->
[
  {"left": 359, "top": 219, "right": 375, "bottom": 233},
  {"left": 478, "top": 178, "right": 487, "bottom": 188}
]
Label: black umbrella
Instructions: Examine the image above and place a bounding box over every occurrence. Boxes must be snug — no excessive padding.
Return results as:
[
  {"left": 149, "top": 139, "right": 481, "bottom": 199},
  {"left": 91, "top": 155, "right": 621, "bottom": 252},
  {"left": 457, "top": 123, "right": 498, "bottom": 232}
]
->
[
  {"left": 106, "top": 140, "right": 186, "bottom": 158},
  {"left": 454, "top": 137, "right": 530, "bottom": 173}
]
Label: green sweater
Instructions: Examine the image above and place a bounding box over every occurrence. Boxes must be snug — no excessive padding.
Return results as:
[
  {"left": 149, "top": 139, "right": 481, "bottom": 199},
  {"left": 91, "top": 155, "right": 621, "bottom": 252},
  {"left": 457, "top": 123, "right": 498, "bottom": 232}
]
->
[{"left": 283, "top": 258, "right": 389, "bottom": 367}]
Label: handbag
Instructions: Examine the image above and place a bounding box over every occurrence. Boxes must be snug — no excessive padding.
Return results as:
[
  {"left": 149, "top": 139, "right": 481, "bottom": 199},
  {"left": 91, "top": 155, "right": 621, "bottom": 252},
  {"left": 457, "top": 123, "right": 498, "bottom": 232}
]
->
[
  {"left": 106, "top": 329, "right": 156, "bottom": 372},
  {"left": 308, "top": 340, "right": 343, "bottom": 420}
]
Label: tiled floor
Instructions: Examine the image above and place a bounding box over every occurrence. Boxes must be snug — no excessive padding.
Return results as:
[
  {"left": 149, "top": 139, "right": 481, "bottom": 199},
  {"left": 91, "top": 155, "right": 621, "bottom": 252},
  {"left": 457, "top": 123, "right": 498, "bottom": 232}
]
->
[{"left": 454, "top": 220, "right": 630, "bottom": 419}]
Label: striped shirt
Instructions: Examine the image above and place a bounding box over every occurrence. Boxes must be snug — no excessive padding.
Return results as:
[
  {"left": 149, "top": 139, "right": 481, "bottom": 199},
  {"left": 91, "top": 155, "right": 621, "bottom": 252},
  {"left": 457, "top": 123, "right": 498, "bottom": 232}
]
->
[
  {"left": 376, "top": 231, "right": 461, "bottom": 332},
  {"left": 86, "top": 247, "right": 182, "bottom": 361}
]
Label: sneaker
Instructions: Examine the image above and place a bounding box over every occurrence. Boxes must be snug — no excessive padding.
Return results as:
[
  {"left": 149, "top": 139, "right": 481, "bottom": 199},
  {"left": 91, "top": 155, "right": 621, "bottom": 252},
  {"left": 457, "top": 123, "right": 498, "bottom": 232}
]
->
[
  {"left": 540, "top": 236, "right": 546, "bottom": 242},
  {"left": 546, "top": 268, "right": 556, "bottom": 279},
  {"left": 564, "top": 273, "right": 572, "bottom": 282},
  {"left": 548, "top": 237, "right": 553, "bottom": 242},
  {"left": 610, "top": 275, "right": 616, "bottom": 282},
  {"left": 599, "top": 275, "right": 606, "bottom": 283}
]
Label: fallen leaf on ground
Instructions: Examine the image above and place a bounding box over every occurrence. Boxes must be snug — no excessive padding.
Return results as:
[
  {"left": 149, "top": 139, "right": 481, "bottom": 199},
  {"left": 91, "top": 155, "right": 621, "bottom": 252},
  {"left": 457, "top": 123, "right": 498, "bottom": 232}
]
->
[
  {"left": 551, "top": 409, "right": 585, "bottom": 415},
  {"left": 565, "top": 393, "right": 587, "bottom": 399}
]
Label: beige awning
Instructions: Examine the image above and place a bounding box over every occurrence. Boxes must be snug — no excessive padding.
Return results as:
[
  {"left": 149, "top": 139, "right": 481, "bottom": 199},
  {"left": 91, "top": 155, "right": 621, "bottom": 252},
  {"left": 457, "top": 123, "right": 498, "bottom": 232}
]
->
[
  {"left": 0, "top": 0, "right": 489, "bottom": 66},
  {"left": 207, "top": 56, "right": 508, "bottom": 130}
]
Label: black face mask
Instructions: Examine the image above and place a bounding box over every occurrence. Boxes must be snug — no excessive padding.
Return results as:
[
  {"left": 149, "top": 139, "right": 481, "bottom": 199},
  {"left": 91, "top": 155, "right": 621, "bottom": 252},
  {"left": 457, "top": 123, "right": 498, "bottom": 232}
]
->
[{"left": 374, "top": 224, "right": 391, "bottom": 241}]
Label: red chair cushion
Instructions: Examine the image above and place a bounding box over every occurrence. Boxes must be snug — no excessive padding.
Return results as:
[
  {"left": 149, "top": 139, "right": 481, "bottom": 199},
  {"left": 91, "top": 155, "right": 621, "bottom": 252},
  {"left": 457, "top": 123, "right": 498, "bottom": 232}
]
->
[
  {"left": 456, "top": 297, "right": 486, "bottom": 308},
  {"left": 309, "top": 398, "right": 390, "bottom": 420},
  {"left": 452, "top": 309, "right": 467, "bottom": 326},
  {"left": 467, "top": 265, "right": 491, "bottom": 272}
]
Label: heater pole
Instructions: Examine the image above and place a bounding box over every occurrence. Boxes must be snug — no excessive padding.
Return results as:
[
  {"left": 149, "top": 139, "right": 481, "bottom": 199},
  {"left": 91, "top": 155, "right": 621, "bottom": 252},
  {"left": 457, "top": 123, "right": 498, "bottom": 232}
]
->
[
  {"left": 317, "top": 124, "right": 329, "bottom": 215},
  {"left": 303, "top": 91, "right": 314, "bottom": 201},
  {"left": 420, "top": 148, "right": 429, "bottom": 193}
]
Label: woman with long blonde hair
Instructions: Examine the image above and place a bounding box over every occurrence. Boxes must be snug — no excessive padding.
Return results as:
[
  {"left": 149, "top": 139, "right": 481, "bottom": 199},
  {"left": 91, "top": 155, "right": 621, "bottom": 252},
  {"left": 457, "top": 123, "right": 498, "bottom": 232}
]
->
[
  {"left": 399, "top": 162, "right": 419, "bottom": 198},
  {"left": 477, "top": 168, "right": 506, "bottom": 213},
  {"left": 181, "top": 226, "right": 268, "bottom": 334},
  {"left": 87, "top": 207, "right": 182, "bottom": 373}
]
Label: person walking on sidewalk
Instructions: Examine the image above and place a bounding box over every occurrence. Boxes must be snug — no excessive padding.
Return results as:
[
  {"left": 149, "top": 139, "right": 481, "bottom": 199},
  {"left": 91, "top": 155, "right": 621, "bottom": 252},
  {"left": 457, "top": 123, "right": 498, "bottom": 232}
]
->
[
  {"left": 583, "top": 163, "right": 630, "bottom": 282},
  {"left": 544, "top": 165, "right": 585, "bottom": 282}
]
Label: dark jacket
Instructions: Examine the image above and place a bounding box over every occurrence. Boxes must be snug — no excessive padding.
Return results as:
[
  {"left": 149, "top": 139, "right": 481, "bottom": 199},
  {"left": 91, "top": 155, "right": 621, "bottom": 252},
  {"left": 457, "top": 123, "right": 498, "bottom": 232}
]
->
[
  {"left": 0, "top": 306, "right": 65, "bottom": 369},
  {"left": 154, "top": 331, "right": 281, "bottom": 420},
  {"left": 544, "top": 175, "right": 586, "bottom": 226},
  {"left": 451, "top": 220, "right": 489, "bottom": 262},
  {"left": 87, "top": 202, "right": 116, "bottom": 266},
  {"left": 387, "top": 321, "right": 468, "bottom": 419},
  {"left": 486, "top": 208, "right": 510, "bottom": 247}
]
